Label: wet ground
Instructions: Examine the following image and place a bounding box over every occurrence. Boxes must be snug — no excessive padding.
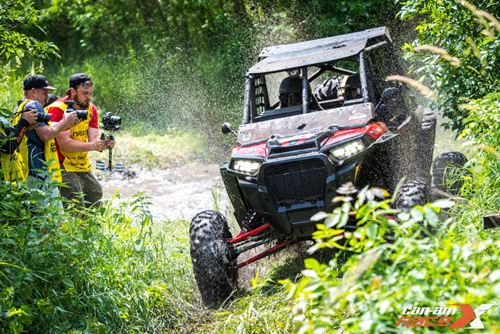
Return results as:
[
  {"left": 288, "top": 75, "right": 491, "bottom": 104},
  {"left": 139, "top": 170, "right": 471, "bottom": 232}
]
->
[
  {"left": 98, "top": 163, "right": 231, "bottom": 222},
  {"left": 98, "top": 163, "right": 299, "bottom": 286}
]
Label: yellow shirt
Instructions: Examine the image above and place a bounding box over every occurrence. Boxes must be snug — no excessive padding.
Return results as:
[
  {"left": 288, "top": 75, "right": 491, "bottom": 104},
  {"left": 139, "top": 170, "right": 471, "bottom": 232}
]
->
[
  {"left": 1, "top": 100, "right": 29, "bottom": 182},
  {"left": 49, "top": 101, "right": 94, "bottom": 172}
]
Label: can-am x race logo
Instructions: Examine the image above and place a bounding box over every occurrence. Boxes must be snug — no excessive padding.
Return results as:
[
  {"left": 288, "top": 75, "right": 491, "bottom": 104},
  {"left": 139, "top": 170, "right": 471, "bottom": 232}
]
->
[{"left": 396, "top": 304, "right": 495, "bottom": 329}]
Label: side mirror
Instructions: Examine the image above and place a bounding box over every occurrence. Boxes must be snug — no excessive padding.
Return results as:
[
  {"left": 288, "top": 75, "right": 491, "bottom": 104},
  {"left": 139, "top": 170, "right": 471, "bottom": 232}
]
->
[
  {"left": 221, "top": 122, "right": 237, "bottom": 137},
  {"left": 380, "top": 87, "right": 398, "bottom": 103},
  {"left": 374, "top": 87, "right": 398, "bottom": 113}
]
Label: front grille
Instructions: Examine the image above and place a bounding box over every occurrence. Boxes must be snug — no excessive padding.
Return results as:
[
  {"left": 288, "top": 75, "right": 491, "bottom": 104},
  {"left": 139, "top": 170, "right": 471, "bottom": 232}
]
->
[
  {"left": 268, "top": 142, "right": 317, "bottom": 157},
  {"left": 263, "top": 159, "right": 327, "bottom": 202}
]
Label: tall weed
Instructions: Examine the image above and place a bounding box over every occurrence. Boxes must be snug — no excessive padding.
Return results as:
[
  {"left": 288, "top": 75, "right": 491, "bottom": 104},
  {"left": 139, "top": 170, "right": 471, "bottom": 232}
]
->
[{"left": 0, "top": 182, "right": 197, "bottom": 333}]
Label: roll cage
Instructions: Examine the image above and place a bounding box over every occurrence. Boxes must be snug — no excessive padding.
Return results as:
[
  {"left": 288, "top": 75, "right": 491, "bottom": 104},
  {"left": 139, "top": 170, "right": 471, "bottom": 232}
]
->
[{"left": 242, "top": 26, "right": 405, "bottom": 125}]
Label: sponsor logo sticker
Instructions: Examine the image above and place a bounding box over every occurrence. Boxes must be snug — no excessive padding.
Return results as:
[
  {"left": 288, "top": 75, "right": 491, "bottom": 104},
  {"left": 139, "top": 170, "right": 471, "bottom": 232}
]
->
[{"left": 395, "top": 304, "right": 495, "bottom": 329}]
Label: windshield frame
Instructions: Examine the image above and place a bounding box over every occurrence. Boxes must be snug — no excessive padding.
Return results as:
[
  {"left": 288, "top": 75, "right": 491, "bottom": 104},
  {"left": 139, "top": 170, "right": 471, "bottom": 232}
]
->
[{"left": 243, "top": 51, "right": 370, "bottom": 125}]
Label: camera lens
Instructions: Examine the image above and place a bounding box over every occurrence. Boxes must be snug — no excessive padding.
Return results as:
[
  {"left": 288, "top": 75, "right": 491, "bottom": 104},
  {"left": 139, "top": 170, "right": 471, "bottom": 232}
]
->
[
  {"left": 76, "top": 110, "right": 88, "bottom": 121},
  {"left": 37, "top": 111, "right": 51, "bottom": 124}
]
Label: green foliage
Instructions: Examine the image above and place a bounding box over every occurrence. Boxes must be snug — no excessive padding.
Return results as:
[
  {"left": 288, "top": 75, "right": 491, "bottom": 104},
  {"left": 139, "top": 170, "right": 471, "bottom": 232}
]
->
[
  {"left": 0, "top": 181, "right": 197, "bottom": 333},
  {"left": 4, "top": 0, "right": 404, "bottom": 139},
  {"left": 399, "top": 0, "right": 500, "bottom": 133},
  {"left": 0, "top": 0, "right": 58, "bottom": 61},
  {"left": 283, "top": 187, "right": 500, "bottom": 333}
]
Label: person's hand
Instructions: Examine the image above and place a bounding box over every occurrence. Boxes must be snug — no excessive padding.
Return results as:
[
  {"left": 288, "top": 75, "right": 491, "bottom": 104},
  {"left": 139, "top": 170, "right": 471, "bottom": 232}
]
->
[
  {"left": 61, "top": 110, "right": 81, "bottom": 128},
  {"left": 21, "top": 109, "right": 38, "bottom": 125},
  {"left": 106, "top": 139, "right": 115, "bottom": 149},
  {"left": 93, "top": 139, "right": 109, "bottom": 152},
  {"left": 27, "top": 122, "right": 40, "bottom": 130}
]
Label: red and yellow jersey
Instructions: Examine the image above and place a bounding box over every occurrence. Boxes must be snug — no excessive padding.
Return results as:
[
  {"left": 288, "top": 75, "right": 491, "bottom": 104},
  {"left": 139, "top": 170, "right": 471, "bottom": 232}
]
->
[{"left": 48, "top": 97, "right": 99, "bottom": 172}]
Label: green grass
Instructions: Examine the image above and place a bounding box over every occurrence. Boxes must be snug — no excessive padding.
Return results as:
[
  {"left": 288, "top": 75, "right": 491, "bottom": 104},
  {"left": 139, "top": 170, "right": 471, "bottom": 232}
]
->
[
  {"left": 88, "top": 130, "right": 220, "bottom": 170},
  {"left": 76, "top": 195, "right": 200, "bottom": 332},
  {"left": 0, "top": 184, "right": 201, "bottom": 333}
]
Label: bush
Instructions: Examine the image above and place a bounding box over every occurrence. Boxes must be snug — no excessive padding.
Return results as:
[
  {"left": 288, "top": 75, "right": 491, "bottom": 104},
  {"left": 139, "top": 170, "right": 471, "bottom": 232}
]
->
[
  {"left": 0, "top": 181, "right": 197, "bottom": 333},
  {"left": 283, "top": 186, "right": 500, "bottom": 333},
  {"left": 398, "top": 0, "right": 500, "bottom": 133}
]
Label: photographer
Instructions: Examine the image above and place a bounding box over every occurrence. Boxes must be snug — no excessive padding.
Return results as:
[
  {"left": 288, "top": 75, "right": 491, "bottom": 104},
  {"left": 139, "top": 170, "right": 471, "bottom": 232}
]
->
[
  {"left": 48, "top": 73, "right": 114, "bottom": 208},
  {"left": 13, "top": 75, "right": 80, "bottom": 205},
  {"left": 0, "top": 109, "right": 38, "bottom": 181}
]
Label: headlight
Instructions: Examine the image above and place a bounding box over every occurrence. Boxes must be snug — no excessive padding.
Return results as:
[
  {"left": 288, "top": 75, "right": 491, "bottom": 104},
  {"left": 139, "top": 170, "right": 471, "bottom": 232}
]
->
[
  {"left": 231, "top": 159, "right": 262, "bottom": 176},
  {"left": 328, "top": 140, "right": 365, "bottom": 160}
]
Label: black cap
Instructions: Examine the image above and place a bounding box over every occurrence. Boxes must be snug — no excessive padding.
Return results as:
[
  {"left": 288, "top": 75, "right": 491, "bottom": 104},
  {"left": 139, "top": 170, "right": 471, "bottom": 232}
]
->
[
  {"left": 23, "top": 75, "right": 56, "bottom": 91},
  {"left": 69, "top": 73, "right": 92, "bottom": 88}
]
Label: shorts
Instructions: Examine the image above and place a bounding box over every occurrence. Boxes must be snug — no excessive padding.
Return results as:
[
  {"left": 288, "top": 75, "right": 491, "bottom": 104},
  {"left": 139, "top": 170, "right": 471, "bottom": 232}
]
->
[{"left": 59, "top": 170, "right": 103, "bottom": 209}]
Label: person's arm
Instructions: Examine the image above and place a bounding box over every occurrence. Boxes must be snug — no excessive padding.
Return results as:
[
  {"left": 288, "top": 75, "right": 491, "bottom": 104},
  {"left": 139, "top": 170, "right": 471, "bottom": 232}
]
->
[
  {"left": 0, "top": 118, "right": 30, "bottom": 154},
  {"left": 56, "top": 128, "right": 109, "bottom": 152},
  {"left": 0, "top": 109, "right": 38, "bottom": 154},
  {"left": 35, "top": 111, "right": 80, "bottom": 143}
]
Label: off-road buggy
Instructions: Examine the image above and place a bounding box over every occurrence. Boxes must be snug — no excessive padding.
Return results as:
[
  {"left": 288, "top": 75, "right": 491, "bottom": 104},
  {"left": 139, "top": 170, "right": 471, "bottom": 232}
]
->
[{"left": 189, "top": 27, "right": 467, "bottom": 307}]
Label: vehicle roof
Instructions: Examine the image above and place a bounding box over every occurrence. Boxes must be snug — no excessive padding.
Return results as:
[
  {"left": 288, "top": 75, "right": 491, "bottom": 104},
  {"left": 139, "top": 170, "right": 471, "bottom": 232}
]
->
[{"left": 247, "top": 26, "right": 392, "bottom": 75}]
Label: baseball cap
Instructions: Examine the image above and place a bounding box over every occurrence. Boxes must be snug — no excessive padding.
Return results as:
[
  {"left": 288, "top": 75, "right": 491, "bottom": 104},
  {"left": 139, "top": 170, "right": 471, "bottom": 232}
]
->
[
  {"left": 69, "top": 73, "right": 92, "bottom": 88},
  {"left": 66, "top": 73, "right": 92, "bottom": 95},
  {"left": 23, "top": 75, "right": 56, "bottom": 91}
]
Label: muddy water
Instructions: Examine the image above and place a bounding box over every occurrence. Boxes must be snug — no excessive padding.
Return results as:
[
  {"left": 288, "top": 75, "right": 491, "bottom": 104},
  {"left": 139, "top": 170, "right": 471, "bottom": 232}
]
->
[
  {"left": 98, "top": 163, "right": 272, "bottom": 287},
  {"left": 98, "top": 163, "right": 230, "bottom": 222}
]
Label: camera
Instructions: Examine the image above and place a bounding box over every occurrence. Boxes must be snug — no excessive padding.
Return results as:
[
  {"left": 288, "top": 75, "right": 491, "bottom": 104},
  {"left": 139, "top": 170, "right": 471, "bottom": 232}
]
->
[
  {"left": 65, "top": 100, "right": 88, "bottom": 120},
  {"left": 21, "top": 106, "right": 51, "bottom": 124},
  {"left": 96, "top": 112, "right": 123, "bottom": 173},
  {"left": 36, "top": 110, "right": 51, "bottom": 124},
  {"left": 483, "top": 214, "right": 500, "bottom": 230},
  {"left": 101, "top": 112, "right": 122, "bottom": 131}
]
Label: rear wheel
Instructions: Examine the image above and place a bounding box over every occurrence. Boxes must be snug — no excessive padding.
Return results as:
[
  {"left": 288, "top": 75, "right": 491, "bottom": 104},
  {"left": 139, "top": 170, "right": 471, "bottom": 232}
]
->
[
  {"left": 432, "top": 152, "right": 468, "bottom": 195},
  {"left": 395, "top": 181, "right": 429, "bottom": 212},
  {"left": 190, "top": 210, "right": 237, "bottom": 308}
]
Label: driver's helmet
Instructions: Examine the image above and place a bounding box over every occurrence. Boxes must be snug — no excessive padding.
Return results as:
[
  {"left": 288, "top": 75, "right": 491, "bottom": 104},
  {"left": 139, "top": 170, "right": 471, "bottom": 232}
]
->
[
  {"left": 344, "top": 73, "right": 361, "bottom": 100},
  {"left": 279, "top": 76, "right": 303, "bottom": 107}
]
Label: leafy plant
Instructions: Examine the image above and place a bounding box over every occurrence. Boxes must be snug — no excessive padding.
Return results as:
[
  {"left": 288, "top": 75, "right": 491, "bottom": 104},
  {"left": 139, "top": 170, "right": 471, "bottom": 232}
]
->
[
  {"left": 0, "top": 182, "right": 198, "bottom": 333},
  {"left": 283, "top": 186, "right": 500, "bottom": 333},
  {"left": 398, "top": 0, "right": 500, "bottom": 133},
  {"left": 0, "top": 0, "right": 58, "bottom": 61}
]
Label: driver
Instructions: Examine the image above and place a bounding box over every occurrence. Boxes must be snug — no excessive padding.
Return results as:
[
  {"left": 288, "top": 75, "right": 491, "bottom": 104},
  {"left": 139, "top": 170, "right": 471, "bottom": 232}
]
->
[
  {"left": 343, "top": 73, "right": 361, "bottom": 100},
  {"left": 279, "top": 76, "right": 303, "bottom": 107}
]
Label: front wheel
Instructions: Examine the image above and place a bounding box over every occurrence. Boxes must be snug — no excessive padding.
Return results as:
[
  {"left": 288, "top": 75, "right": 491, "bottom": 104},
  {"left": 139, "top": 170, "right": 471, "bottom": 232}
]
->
[
  {"left": 394, "top": 181, "right": 429, "bottom": 212},
  {"left": 190, "top": 210, "right": 237, "bottom": 308}
]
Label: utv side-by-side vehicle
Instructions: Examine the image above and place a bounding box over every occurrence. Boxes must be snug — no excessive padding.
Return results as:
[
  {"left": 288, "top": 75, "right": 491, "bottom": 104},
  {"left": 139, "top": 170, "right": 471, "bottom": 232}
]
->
[{"left": 189, "top": 27, "right": 467, "bottom": 307}]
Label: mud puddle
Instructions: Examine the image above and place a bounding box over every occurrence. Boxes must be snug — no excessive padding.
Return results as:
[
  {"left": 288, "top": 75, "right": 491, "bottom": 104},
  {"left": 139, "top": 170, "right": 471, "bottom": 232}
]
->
[{"left": 98, "top": 163, "right": 230, "bottom": 222}]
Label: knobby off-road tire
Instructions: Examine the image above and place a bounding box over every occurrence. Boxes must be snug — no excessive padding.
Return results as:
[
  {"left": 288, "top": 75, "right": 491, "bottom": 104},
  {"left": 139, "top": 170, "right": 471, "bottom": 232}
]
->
[
  {"left": 395, "top": 181, "right": 429, "bottom": 212},
  {"left": 190, "top": 210, "right": 237, "bottom": 308},
  {"left": 432, "top": 152, "right": 468, "bottom": 196}
]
